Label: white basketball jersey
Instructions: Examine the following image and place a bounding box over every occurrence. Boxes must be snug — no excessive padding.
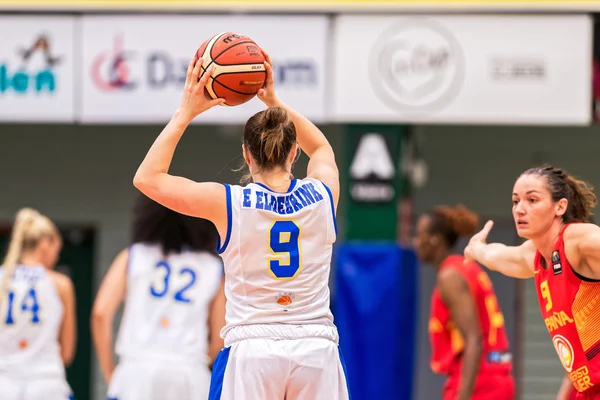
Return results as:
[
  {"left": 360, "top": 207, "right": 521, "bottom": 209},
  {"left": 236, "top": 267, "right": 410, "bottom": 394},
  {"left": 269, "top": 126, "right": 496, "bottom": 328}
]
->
[
  {"left": 0, "top": 265, "right": 65, "bottom": 378},
  {"left": 115, "top": 243, "right": 223, "bottom": 363},
  {"left": 218, "top": 178, "right": 337, "bottom": 338}
]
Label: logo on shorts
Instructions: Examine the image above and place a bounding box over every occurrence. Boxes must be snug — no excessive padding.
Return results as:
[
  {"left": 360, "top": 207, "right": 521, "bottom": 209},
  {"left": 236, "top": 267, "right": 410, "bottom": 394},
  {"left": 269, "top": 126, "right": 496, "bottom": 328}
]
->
[
  {"left": 553, "top": 334, "right": 575, "bottom": 372},
  {"left": 275, "top": 292, "right": 295, "bottom": 311}
]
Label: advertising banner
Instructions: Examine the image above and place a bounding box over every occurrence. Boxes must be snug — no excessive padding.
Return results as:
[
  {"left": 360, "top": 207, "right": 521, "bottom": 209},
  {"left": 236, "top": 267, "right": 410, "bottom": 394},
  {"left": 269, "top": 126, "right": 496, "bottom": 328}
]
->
[
  {"left": 332, "top": 15, "right": 592, "bottom": 125},
  {"left": 80, "top": 15, "right": 328, "bottom": 124},
  {"left": 0, "top": 16, "right": 75, "bottom": 122}
]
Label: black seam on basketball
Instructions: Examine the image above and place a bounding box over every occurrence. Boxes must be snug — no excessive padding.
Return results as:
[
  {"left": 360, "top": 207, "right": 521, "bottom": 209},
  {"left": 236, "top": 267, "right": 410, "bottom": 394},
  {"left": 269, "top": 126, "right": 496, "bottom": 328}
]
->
[
  {"left": 198, "top": 64, "right": 209, "bottom": 81},
  {"left": 197, "top": 33, "right": 229, "bottom": 76},
  {"left": 211, "top": 40, "right": 257, "bottom": 63},
  {"left": 213, "top": 78, "right": 261, "bottom": 96}
]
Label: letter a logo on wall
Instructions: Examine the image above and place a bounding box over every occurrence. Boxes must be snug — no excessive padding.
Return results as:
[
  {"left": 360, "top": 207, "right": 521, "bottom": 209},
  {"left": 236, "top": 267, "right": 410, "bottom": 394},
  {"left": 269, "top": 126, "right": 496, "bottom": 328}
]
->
[{"left": 350, "top": 133, "right": 396, "bottom": 203}]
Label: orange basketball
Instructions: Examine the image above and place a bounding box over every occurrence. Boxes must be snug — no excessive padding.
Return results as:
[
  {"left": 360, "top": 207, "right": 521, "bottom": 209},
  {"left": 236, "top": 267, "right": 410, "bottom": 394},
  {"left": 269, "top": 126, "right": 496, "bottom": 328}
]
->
[
  {"left": 195, "top": 32, "right": 266, "bottom": 107},
  {"left": 277, "top": 295, "right": 292, "bottom": 306}
]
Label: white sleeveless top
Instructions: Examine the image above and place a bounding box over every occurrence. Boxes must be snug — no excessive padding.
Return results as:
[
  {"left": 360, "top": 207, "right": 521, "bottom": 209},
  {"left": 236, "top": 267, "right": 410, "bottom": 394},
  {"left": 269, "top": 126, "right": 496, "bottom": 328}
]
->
[
  {"left": 0, "top": 265, "right": 65, "bottom": 378},
  {"left": 115, "top": 243, "right": 223, "bottom": 364},
  {"left": 218, "top": 178, "right": 338, "bottom": 340}
]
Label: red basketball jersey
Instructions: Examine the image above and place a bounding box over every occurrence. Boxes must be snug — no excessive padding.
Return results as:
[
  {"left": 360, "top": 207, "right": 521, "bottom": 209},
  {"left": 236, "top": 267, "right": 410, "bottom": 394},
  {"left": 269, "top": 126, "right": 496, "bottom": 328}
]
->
[
  {"left": 429, "top": 255, "right": 512, "bottom": 376},
  {"left": 534, "top": 224, "right": 600, "bottom": 394}
]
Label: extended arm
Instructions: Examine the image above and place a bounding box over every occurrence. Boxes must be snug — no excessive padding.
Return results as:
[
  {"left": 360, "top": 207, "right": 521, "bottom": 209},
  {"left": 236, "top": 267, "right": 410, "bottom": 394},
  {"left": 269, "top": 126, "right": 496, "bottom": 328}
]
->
[{"left": 464, "top": 221, "right": 535, "bottom": 279}]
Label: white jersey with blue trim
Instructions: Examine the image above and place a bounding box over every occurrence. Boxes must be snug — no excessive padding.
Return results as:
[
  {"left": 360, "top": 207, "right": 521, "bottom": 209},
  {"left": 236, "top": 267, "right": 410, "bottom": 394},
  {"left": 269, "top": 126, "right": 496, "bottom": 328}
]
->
[
  {"left": 218, "top": 177, "right": 337, "bottom": 339},
  {"left": 0, "top": 265, "right": 65, "bottom": 378},
  {"left": 115, "top": 243, "right": 223, "bottom": 363}
]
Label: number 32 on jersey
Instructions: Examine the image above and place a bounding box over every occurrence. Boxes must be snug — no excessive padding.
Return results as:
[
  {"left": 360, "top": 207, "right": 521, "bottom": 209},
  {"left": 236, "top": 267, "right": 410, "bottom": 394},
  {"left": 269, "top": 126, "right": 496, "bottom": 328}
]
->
[{"left": 268, "top": 220, "right": 302, "bottom": 280}]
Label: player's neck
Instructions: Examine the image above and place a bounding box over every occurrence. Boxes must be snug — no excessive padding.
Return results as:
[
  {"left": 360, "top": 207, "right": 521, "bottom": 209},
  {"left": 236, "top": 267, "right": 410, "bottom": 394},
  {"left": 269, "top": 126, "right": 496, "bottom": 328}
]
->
[
  {"left": 20, "top": 252, "right": 45, "bottom": 268},
  {"left": 531, "top": 221, "right": 564, "bottom": 264},
  {"left": 252, "top": 169, "right": 293, "bottom": 192},
  {"left": 432, "top": 248, "right": 451, "bottom": 269}
]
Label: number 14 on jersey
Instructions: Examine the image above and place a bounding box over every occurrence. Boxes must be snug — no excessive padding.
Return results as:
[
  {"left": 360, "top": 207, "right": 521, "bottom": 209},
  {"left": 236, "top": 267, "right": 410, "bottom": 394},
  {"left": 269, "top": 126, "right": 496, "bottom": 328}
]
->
[{"left": 3, "top": 288, "right": 40, "bottom": 325}]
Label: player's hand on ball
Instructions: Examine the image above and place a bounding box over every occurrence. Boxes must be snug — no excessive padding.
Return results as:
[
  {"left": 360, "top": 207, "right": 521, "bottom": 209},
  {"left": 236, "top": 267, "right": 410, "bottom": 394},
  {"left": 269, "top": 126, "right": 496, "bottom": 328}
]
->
[
  {"left": 179, "top": 57, "right": 225, "bottom": 120},
  {"left": 257, "top": 49, "right": 280, "bottom": 108}
]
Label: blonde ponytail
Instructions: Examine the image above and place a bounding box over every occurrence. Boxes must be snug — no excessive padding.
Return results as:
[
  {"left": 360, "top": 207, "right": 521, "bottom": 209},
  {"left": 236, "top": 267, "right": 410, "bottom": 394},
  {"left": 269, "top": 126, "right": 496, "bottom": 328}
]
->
[{"left": 0, "top": 208, "right": 43, "bottom": 313}]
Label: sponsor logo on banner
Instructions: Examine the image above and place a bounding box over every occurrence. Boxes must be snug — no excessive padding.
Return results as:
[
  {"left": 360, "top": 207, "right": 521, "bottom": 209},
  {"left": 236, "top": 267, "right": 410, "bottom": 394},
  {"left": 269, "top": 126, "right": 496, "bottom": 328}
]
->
[
  {"left": 89, "top": 35, "right": 318, "bottom": 93},
  {"left": 333, "top": 15, "right": 592, "bottom": 124},
  {"left": 0, "top": 16, "right": 75, "bottom": 122},
  {"left": 349, "top": 133, "right": 396, "bottom": 203},
  {"left": 368, "top": 18, "right": 465, "bottom": 114},
  {"left": 90, "top": 35, "right": 186, "bottom": 91},
  {"left": 0, "top": 34, "right": 61, "bottom": 95},
  {"left": 490, "top": 58, "right": 546, "bottom": 81},
  {"left": 81, "top": 16, "right": 327, "bottom": 124}
]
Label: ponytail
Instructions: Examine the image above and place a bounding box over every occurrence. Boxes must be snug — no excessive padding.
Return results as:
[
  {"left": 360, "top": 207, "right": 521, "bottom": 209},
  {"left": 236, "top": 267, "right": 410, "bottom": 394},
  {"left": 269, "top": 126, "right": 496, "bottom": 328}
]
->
[
  {"left": 0, "top": 208, "right": 53, "bottom": 313},
  {"left": 260, "top": 107, "right": 289, "bottom": 167},
  {"left": 240, "top": 107, "right": 297, "bottom": 184},
  {"left": 565, "top": 176, "right": 597, "bottom": 223}
]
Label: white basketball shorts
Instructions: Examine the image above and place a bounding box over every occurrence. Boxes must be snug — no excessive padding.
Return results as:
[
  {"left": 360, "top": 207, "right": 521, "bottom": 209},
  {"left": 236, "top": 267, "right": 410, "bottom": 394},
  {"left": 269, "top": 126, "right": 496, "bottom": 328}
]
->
[
  {"left": 0, "top": 374, "right": 74, "bottom": 400},
  {"left": 107, "top": 358, "right": 212, "bottom": 400},
  {"left": 208, "top": 325, "right": 351, "bottom": 400}
]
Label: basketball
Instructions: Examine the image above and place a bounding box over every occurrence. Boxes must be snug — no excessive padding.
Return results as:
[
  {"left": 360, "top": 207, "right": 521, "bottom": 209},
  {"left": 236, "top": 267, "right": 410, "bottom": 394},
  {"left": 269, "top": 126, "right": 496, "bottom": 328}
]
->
[
  {"left": 277, "top": 295, "right": 292, "bottom": 307},
  {"left": 195, "top": 32, "right": 266, "bottom": 107}
]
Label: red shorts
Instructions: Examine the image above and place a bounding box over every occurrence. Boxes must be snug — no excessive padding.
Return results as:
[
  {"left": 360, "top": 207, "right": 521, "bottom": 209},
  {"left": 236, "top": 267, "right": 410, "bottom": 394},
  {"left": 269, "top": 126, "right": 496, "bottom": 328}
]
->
[{"left": 443, "top": 372, "right": 515, "bottom": 400}]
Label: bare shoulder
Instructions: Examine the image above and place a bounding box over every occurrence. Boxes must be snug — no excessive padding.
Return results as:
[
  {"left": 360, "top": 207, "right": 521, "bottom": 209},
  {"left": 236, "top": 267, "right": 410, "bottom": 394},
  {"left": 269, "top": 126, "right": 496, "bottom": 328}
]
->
[
  {"left": 437, "top": 266, "right": 467, "bottom": 291},
  {"left": 47, "top": 270, "right": 75, "bottom": 299},
  {"left": 564, "top": 222, "right": 600, "bottom": 240},
  {"left": 112, "top": 247, "right": 130, "bottom": 266},
  {"left": 563, "top": 223, "right": 600, "bottom": 266}
]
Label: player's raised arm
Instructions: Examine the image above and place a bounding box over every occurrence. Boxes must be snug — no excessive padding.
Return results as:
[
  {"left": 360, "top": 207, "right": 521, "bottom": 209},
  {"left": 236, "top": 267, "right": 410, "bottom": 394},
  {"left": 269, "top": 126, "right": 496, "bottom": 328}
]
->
[
  {"left": 256, "top": 50, "right": 339, "bottom": 209},
  {"left": 133, "top": 57, "right": 227, "bottom": 229},
  {"left": 464, "top": 221, "right": 536, "bottom": 279}
]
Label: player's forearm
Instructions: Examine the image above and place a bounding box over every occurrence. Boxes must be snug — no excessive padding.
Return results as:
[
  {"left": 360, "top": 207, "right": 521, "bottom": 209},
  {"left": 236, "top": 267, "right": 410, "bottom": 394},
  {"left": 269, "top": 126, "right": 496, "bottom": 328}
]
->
[
  {"left": 469, "top": 241, "right": 502, "bottom": 269},
  {"left": 471, "top": 242, "right": 534, "bottom": 279},
  {"left": 557, "top": 373, "right": 575, "bottom": 400},
  {"left": 268, "top": 100, "right": 329, "bottom": 158},
  {"left": 91, "top": 314, "right": 116, "bottom": 382},
  {"left": 134, "top": 111, "right": 191, "bottom": 190},
  {"left": 457, "top": 336, "right": 482, "bottom": 400}
]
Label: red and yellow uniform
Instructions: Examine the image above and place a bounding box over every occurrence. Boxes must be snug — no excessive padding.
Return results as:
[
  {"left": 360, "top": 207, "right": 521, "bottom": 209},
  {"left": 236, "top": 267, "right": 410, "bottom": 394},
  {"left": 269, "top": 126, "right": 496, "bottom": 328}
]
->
[
  {"left": 429, "top": 255, "right": 514, "bottom": 400},
  {"left": 534, "top": 224, "right": 600, "bottom": 399}
]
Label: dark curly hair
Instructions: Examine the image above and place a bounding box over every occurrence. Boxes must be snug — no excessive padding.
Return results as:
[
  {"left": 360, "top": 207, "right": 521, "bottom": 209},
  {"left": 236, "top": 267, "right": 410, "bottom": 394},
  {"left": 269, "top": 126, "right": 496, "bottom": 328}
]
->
[{"left": 131, "top": 194, "right": 218, "bottom": 254}]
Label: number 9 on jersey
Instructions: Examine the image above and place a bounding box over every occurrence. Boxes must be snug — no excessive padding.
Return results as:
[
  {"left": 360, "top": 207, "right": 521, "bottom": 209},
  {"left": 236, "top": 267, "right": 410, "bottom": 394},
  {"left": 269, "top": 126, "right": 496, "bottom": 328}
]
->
[{"left": 269, "top": 220, "right": 302, "bottom": 280}]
